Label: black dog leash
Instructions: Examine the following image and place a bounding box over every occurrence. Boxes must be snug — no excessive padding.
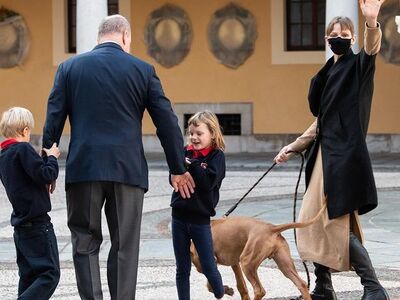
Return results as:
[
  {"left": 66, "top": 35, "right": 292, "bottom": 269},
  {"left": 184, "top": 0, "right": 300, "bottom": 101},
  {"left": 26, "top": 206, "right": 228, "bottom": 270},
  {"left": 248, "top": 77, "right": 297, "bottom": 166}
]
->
[
  {"left": 223, "top": 151, "right": 311, "bottom": 293},
  {"left": 223, "top": 161, "right": 277, "bottom": 217},
  {"left": 290, "top": 152, "right": 311, "bottom": 293},
  {"left": 224, "top": 150, "right": 302, "bottom": 217}
]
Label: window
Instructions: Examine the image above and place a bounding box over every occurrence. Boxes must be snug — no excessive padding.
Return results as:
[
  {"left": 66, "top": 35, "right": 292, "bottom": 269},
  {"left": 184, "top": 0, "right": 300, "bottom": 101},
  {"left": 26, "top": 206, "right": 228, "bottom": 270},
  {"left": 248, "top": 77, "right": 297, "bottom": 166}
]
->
[
  {"left": 184, "top": 114, "right": 242, "bottom": 136},
  {"left": 67, "top": 0, "right": 119, "bottom": 53},
  {"left": 286, "top": 0, "right": 325, "bottom": 51}
]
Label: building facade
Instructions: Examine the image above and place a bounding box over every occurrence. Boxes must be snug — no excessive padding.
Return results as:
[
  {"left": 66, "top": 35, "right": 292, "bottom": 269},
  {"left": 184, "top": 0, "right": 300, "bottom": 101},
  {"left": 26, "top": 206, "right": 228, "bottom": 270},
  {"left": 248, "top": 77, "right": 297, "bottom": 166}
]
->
[{"left": 0, "top": 0, "right": 399, "bottom": 152}]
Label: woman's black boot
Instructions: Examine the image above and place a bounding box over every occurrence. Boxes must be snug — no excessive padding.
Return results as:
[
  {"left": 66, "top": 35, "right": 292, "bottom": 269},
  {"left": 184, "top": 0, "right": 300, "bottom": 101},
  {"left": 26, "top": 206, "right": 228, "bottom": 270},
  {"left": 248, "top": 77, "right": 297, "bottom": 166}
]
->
[
  {"left": 311, "top": 263, "right": 337, "bottom": 300},
  {"left": 350, "top": 232, "right": 389, "bottom": 300}
]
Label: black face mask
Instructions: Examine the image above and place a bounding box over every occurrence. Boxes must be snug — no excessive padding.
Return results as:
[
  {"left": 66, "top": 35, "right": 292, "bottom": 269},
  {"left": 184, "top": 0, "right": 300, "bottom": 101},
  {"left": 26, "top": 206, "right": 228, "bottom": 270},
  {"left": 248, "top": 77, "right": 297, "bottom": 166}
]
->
[{"left": 328, "top": 37, "right": 352, "bottom": 55}]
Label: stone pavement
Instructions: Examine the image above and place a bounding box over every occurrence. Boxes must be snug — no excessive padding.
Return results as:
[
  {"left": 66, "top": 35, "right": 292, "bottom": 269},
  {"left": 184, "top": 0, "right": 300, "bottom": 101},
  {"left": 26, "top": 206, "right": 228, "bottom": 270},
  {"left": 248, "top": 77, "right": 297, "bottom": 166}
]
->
[{"left": 0, "top": 153, "right": 399, "bottom": 299}]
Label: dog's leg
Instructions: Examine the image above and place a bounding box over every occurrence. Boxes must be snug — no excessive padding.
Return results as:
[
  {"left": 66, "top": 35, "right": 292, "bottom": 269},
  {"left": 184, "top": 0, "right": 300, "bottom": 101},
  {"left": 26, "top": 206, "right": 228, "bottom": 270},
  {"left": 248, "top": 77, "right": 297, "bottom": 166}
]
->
[
  {"left": 241, "top": 262, "right": 266, "bottom": 300},
  {"left": 231, "top": 264, "right": 250, "bottom": 300},
  {"left": 207, "top": 281, "right": 213, "bottom": 292},
  {"left": 207, "top": 281, "right": 235, "bottom": 297},
  {"left": 272, "top": 245, "right": 311, "bottom": 300},
  {"left": 240, "top": 247, "right": 266, "bottom": 300}
]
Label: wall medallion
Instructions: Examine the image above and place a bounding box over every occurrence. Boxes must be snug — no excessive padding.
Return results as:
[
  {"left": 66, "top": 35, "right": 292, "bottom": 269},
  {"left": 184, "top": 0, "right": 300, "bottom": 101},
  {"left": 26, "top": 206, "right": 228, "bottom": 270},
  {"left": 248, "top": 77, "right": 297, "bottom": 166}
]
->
[
  {"left": 379, "top": 0, "right": 400, "bottom": 65},
  {"left": 208, "top": 3, "right": 257, "bottom": 69},
  {"left": 144, "top": 4, "right": 192, "bottom": 68},
  {"left": 0, "top": 7, "right": 29, "bottom": 68}
]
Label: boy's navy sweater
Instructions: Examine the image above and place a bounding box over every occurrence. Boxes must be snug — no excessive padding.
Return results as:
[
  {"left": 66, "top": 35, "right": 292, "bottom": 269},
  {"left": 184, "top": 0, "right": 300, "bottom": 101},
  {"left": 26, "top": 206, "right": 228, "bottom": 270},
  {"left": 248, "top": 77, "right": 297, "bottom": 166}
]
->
[
  {"left": 0, "top": 141, "right": 59, "bottom": 226},
  {"left": 170, "top": 147, "right": 225, "bottom": 224}
]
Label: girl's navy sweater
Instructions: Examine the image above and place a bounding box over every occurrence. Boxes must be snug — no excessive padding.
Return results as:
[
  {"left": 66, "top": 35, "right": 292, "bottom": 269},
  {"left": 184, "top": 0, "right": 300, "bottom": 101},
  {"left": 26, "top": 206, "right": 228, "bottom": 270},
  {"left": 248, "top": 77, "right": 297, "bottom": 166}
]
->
[{"left": 170, "top": 147, "right": 225, "bottom": 224}]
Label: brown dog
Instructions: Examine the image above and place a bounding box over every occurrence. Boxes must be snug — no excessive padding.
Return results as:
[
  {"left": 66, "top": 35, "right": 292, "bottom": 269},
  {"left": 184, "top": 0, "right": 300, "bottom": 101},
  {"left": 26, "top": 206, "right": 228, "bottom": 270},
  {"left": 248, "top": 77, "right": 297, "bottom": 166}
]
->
[{"left": 190, "top": 203, "right": 327, "bottom": 300}]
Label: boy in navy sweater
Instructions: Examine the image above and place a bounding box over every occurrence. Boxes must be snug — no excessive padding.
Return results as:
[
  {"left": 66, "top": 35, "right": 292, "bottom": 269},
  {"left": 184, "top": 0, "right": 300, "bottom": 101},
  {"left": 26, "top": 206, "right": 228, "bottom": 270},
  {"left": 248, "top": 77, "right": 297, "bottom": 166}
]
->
[{"left": 0, "top": 107, "right": 61, "bottom": 300}]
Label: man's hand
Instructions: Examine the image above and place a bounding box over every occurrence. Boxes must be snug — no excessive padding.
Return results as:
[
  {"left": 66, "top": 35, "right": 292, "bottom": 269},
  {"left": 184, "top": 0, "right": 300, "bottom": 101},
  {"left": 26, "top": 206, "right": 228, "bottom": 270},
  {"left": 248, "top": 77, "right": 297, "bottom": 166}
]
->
[
  {"left": 360, "top": 0, "right": 385, "bottom": 27},
  {"left": 42, "top": 143, "right": 61, "bottom": 159},
  {"left": 47, "top": 181, "right": 56, "bottom": 194},
  {"left": 171, "top": 172, "right": 195, "bottom": 199}
]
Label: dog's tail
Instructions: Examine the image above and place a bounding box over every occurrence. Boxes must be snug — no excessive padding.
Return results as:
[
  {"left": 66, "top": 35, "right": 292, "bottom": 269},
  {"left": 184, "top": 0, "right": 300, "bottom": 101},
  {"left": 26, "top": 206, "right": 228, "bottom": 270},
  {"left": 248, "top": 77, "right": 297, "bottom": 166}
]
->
[{"left": 271, "top": 201, "right": 327, "bottom": 234}]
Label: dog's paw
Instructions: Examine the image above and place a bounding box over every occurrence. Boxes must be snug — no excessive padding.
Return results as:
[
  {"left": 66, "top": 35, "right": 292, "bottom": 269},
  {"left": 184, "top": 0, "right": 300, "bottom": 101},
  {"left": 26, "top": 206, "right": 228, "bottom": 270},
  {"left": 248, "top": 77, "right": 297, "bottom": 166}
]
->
[{"left": 223, "top": 285, "right": 234, "bottom": 296}]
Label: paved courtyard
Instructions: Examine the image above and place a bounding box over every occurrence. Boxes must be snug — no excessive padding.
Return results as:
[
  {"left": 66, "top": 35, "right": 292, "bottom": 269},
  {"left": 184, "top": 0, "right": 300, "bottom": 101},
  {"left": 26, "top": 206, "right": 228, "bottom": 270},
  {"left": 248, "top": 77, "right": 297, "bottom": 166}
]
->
[{"left": 0, "top": 153, "right": 399, "bottom": 299}]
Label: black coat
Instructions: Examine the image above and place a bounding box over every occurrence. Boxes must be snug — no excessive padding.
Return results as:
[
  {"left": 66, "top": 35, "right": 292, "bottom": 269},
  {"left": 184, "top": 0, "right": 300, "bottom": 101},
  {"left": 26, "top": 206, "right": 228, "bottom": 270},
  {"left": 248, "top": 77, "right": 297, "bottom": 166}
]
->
[
  {"left": 43, "top": 43, "right": 186, "bottom": 190},
  {"left": 306, "top": 49, "right": 378, "bottom": 219}
]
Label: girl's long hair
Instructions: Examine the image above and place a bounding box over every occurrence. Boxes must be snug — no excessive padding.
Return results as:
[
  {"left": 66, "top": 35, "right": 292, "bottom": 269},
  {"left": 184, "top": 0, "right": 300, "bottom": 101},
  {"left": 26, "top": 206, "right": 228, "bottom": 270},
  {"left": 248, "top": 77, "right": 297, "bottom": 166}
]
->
[{"left": 187, "top": 111, "right": 225, "bottom": 151}]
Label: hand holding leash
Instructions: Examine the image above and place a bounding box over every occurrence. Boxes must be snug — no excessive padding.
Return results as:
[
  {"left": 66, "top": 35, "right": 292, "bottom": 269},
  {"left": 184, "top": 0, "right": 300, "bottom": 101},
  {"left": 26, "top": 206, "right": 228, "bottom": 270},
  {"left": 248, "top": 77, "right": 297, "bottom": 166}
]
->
[{"left": 274, "top": 145, "right": 296, "bottom": 164}]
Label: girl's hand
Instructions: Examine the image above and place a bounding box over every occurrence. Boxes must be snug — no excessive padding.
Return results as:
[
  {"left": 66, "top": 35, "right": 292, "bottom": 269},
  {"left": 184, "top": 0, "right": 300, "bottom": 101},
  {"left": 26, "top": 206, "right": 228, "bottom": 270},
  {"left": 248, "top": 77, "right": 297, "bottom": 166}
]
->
[
  {"left": 359, "top": 0, "right": 385, "bottom": 27},
  {"left": 274, "top": 145, "right": 295, "bottom": 164}
]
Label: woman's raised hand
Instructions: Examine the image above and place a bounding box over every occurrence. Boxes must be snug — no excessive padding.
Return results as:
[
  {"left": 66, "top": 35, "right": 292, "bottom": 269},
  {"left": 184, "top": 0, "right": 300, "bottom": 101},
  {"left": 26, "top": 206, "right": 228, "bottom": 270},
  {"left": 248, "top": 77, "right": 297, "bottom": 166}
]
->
[{"left": 359, "top": 0, "right": 385, "bottom": 27}]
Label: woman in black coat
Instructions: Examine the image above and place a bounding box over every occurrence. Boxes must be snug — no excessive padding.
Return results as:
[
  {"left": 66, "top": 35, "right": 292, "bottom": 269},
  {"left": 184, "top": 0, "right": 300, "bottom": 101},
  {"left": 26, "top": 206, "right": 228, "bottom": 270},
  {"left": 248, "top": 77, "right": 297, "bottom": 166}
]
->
[{"left": 275, "top": 1, "right": 389, "bottom": 299}]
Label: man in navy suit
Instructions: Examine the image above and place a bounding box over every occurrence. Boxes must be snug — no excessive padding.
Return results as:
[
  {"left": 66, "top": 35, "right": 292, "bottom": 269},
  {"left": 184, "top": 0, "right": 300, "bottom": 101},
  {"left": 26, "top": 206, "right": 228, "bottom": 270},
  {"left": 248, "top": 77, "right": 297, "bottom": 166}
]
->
[{"left": 43, "top": 15, "right": 194, "bottom": 300}]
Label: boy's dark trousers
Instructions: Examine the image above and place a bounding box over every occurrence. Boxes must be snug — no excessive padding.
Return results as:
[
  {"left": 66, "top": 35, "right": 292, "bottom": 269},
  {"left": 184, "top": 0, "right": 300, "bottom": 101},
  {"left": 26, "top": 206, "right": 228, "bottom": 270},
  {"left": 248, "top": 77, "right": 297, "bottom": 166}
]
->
[{"left": 13, "top": 221, "right": 60, "bottom": 300}]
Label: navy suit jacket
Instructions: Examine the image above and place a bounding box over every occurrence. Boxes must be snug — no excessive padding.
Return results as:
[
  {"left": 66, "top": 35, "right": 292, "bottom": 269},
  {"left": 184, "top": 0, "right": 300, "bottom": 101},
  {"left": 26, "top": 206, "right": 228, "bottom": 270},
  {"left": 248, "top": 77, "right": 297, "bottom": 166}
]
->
[{"left": 43, "top": 42, "right": 186, "bottom": 190}]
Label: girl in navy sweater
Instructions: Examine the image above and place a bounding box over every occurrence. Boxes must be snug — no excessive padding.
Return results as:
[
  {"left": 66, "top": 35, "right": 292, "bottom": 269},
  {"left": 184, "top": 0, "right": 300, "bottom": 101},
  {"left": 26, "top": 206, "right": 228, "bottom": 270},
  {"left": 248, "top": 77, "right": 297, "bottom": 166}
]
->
[{"left": 171, "top": 111, "right": 226, "bottom": 299}]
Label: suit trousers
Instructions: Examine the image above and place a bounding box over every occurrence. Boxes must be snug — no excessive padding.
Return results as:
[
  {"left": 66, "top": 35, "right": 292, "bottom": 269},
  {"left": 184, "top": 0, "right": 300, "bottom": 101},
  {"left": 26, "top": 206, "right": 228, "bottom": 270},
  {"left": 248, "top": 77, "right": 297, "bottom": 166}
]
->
[{"left": 66, "top": 181, "right": 144, "bottom": 300}]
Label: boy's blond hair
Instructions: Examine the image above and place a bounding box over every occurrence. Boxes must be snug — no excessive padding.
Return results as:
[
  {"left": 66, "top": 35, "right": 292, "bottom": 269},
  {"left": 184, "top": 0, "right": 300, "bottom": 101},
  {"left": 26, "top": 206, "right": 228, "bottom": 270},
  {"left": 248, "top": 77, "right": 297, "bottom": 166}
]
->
[
  {"left": 0, "top": 107, "right": 34, "bottom": 138},
  {"left": 187, "top": 111, "right": 225, "bottom": 151}
]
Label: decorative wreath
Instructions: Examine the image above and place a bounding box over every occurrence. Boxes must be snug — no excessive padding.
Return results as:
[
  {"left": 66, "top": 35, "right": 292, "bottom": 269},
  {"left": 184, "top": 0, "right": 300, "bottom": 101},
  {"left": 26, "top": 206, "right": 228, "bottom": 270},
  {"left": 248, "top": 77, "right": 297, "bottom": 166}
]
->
[
  {"left": 208, "top": 3, "right": 257, "bottom": 69},
  {"left": 0, "top": 6, "right": 29, "bottom": 68},
  {"left": 378, "top": 0, "right": 400, "bottom": 65},
  {"left": 144, "top": 4, "right": 192, "bottom": 68}
]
